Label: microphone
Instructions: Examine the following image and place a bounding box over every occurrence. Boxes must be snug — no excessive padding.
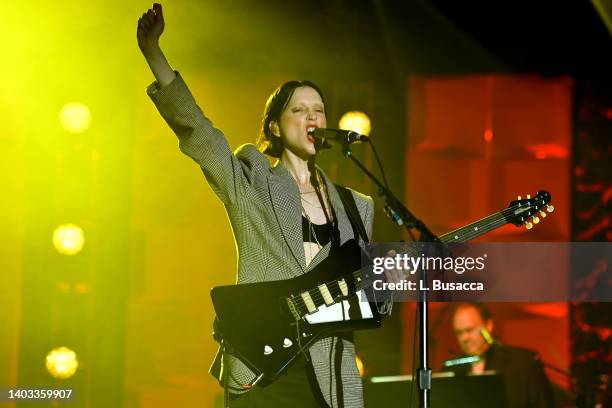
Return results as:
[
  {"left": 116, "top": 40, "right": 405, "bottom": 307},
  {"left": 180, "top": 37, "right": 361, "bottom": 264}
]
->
[{"left": 309, "top": 128, "right": 370, "bottom": 144}]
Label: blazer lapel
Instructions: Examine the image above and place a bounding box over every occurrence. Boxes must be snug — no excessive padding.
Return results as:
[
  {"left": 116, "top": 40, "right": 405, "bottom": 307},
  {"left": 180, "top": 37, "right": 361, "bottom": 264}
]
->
[
  {"left": 320, "top": 168, "right": 354, "bottom": 245},
  {"left": 306, "top": 167, "right": 355, "bottom": 271},
  {"left": 268, "top": 163, "right": 307, "bottom": 273}
]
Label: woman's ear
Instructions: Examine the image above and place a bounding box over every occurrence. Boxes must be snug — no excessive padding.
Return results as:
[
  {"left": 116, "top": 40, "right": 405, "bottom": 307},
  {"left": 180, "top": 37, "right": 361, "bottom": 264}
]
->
[{"left": 269, "top": 121, "right": 280, "bottom": 137}]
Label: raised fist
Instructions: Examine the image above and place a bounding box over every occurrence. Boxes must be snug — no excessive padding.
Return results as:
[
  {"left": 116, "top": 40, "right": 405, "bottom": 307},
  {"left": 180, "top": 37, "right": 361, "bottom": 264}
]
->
[{"left": 137, "top": 3, "right": 165, "bottom": 53}]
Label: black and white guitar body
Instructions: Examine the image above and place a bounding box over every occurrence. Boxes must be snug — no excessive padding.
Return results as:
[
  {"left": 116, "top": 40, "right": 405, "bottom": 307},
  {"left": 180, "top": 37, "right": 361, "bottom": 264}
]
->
[{"left": 210, "top": 239, "right": 382, "bottom": 386}]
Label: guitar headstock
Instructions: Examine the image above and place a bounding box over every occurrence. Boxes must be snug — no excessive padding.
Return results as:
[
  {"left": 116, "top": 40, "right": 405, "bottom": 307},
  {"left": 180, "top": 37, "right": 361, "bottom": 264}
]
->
[{"left": 505, "top": 190, "right": 553, "bottom": 229}]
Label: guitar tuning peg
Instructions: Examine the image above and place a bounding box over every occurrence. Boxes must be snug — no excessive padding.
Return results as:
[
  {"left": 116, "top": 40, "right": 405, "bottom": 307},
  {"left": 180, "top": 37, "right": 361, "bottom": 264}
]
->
[
  {"left": 527, "top": 194, "right": 531, "bottom": 199},
  {"left": 539, "top": 210, "right": 547, "bottom": 218},
  {"left": 546, "top": 204, "right": 554, "bottom": 213},
  {"left": 518, "top": 195, "right": 522, "bottom": 200},
  {"left": 525, "top": 222, "right": 533, "bottom": 230},
  {"left": 532, "top": 216, "right": 540, "bottom": 224}
]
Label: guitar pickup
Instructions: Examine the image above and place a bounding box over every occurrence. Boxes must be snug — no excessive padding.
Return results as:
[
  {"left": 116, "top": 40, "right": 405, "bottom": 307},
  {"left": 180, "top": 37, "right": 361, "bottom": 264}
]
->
[
  {"left": 300, "top": 292, "right": 317, "bottom": 314},
  {"left": 337, "top": 278, "right": 349, "bottom": 297},
  {"left": 317, "top": 283, "right": 334, "bottom": 306}
]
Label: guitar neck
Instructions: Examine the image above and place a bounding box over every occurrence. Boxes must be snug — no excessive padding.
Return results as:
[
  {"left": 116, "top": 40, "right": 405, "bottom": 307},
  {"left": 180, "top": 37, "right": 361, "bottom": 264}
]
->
[
  {"left": 439, "top": 211, "right": 508, "bottom": 243},
  {"left": 353, "top": 210, "right": 511, "bottom": 290}
]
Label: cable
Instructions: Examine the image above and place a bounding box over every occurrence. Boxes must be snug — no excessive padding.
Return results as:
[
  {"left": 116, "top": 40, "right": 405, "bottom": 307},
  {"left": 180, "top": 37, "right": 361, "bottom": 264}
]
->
[
  {"left": 367, "top": 139, "right": 390, "bottom": 189},
  {"left": 367, "top": 138, "right": 418, "bottom": 242}
]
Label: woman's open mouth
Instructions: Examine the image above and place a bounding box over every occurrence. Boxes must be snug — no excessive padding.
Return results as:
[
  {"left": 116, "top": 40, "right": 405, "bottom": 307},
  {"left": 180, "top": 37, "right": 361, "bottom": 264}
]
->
[{"left": 307, "top": 127, "right": 317, "bottom": 143}]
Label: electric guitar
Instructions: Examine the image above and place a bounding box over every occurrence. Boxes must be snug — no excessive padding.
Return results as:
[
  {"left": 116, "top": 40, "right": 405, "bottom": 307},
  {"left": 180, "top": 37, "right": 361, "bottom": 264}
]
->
[{"left": 210, "top": 191, "right": 553, "bottom": 385}]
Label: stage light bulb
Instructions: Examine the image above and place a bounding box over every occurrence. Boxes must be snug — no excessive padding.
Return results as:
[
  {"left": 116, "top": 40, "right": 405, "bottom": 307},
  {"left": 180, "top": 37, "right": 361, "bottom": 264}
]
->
[
  {"left": 60, "top": 102, "right": 91, "bottom": 133},
  {"left": 339, "top": 111, "right": 371, "bottom": 136},
  {"left": 46, "top": 347, "right": 78, "bottom": 379},
  {"left": 53, "top": 224, "right": 85, "bottom": 255}
]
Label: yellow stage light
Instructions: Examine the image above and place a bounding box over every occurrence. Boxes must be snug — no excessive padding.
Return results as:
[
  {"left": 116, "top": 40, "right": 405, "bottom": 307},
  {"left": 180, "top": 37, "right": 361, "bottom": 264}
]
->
[
  {"left": 339, "top": 111, "right": 371, "bottom": 136},
  {"left": 60, "top": 102, "right": 91, "bottom": 133},
  {"left": 355, "top": 354, "right": 365, "bottom": 377},
  {"left": 45, "top": 347, "right": 78, "bottom": 379},
  {"left": 52, "top": 224, "right": 85, "bottom": 255}
]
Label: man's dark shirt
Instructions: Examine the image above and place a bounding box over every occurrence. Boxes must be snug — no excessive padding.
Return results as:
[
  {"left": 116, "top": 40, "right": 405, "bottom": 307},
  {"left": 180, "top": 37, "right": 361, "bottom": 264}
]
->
[{"left": 450, "top": 344, "right": 554, "bottom": 408}]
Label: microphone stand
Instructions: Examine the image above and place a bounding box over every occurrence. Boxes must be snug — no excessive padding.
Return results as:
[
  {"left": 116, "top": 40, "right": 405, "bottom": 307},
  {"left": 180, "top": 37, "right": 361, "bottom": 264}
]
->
[{"left": 340, "top": 142, "right": 440, "bottom": 408}]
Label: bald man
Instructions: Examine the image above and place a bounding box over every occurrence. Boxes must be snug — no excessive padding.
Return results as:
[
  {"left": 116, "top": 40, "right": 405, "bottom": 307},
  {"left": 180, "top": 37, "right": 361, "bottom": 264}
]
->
[{"left": 449, "top": 303, "right": 554, "bottom": 408}]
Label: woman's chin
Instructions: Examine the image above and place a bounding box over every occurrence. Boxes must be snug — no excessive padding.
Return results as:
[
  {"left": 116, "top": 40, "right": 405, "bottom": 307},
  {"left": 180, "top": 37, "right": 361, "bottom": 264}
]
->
[
  {"left": 296, "top": 145, "right": 317, "bottom": 159},
  {"left": 305, "top": 148, "right": 319, "bottom": 160},
  {"left": 283, "top": 144, "right": 318, "bottom": 161}
]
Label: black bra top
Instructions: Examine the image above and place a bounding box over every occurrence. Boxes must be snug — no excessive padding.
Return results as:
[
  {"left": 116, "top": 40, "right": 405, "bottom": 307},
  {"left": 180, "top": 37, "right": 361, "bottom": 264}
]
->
[{"left": 302, "top": 215, "right": 335, "bottom": 246}]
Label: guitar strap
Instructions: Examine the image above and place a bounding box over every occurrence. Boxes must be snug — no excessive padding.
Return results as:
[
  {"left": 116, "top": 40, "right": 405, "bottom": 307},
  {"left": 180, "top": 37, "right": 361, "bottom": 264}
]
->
[
  {"left": 332, "top": 184, "right": 370, "bottom": 408},
  {"left": 334, "top": 184, "right": 370, "bottom": 244}
]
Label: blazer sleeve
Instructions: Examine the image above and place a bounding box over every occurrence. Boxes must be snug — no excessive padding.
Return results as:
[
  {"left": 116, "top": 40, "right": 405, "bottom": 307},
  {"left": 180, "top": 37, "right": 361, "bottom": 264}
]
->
[{"left": 147, "top": 71, "right": 268, "bottom": 206}]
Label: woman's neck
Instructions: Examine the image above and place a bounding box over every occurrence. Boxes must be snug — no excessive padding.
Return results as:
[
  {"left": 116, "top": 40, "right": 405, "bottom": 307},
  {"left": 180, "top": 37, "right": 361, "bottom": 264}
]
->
[{"left": 280, "top": 150, "right": 315, "bottom": 190}]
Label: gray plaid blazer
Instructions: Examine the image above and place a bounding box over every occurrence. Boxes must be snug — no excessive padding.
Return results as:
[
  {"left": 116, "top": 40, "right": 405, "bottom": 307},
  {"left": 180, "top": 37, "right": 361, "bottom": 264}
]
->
[{"left": 147, "top": 72, "right": 373, "bottom": 407}]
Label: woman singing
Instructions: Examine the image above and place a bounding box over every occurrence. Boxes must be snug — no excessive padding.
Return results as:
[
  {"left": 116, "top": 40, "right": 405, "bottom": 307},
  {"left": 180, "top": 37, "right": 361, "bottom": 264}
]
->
[{"left": 137, "top": 4, "right": 397, "bottom": 407}]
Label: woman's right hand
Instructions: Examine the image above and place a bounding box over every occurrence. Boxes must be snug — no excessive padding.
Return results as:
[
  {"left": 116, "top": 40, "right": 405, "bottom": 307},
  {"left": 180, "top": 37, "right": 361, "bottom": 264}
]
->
[{"left": 137, "top": 3, "right": 165, "bottom": 55}]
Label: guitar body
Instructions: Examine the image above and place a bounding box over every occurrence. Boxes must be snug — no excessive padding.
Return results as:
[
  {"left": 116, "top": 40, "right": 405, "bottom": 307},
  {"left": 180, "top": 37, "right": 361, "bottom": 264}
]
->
[{"left": 211, "top": 239, "right": 382, "bottom": 385}]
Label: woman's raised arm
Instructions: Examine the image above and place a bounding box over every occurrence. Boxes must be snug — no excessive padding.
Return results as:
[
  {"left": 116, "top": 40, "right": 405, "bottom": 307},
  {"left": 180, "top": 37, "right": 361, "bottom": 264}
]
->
[
  {"left": 136, "top": 3, "right": 269, "bottom": 206},
  {"left": 137, "top": 3, "right": 176, "bottom": 88}
]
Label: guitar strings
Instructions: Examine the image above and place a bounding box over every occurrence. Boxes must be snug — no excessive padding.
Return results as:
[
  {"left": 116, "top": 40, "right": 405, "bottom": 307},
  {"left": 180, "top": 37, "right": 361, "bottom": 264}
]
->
[
  {"left": 298, "top": 216, "right": 510, "bottom": 310},
  {"left": 298, "top": 214, "right": 505, "bottom": 312},
  {"left": 297, "top": 215, "right": 518, "bottom": 309},
  {"left": 293, "top": 200, "right": 548, "bottom": 311}
]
